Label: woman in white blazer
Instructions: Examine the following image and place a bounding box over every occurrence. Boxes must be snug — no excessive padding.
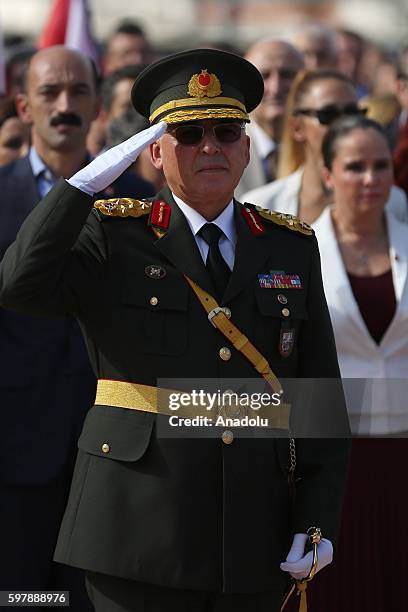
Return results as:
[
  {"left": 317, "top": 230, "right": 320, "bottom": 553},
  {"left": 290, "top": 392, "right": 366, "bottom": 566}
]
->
[
  {"left": 309, "top": 115, "right": 408, "bottom": 612},
  {"left": 243, "top": 69, "right": 408, "bottom": 224}
]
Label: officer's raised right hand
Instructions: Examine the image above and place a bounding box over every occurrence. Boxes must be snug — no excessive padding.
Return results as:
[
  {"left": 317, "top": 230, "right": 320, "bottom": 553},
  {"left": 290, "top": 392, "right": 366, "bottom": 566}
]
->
[{"left": 67, "top": 121, "right": 167, "bottom": 196}]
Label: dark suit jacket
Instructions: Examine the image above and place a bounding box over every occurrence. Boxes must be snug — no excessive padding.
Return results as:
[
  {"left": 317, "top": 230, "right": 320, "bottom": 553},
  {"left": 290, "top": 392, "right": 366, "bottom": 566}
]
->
[
  {"left": 0, "top": 157, "right": 154, "bottom": 485},
  {"left": 0, "top": 179, "right": 350, "bottom": 593}
]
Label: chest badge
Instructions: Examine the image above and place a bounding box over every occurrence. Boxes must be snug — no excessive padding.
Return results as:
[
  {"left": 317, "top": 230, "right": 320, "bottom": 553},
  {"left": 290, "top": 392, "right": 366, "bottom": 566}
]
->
[
  {"left": 145, "top": 265, "right": 167, "bottom": 279},
  {"left": 258, "top": 272, "right": 303, "bottom": 289}
]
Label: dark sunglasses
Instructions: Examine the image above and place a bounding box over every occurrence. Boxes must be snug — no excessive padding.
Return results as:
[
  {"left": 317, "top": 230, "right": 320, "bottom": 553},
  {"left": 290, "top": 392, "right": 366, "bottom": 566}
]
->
[
  {"left": 167, "top": 122, "right": 245, "bottom": 145},
  {"left": 293, "top": 104, "right": 367, "bottom": 126}
]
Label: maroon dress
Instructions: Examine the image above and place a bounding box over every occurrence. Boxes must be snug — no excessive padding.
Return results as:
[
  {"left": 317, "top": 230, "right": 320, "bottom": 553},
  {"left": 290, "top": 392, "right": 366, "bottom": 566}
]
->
[{"left": 286, "top": 270, "right": 408, "bottom": 612}]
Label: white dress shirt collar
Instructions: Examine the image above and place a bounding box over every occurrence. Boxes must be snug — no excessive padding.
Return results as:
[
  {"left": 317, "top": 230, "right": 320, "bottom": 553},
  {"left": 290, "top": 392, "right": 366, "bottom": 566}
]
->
[
  {"left": 172, "top": 193, "right": 236, "bottom": 243},
  {"left": 172, "top": 193, "right": 236, "bottom": 270}
]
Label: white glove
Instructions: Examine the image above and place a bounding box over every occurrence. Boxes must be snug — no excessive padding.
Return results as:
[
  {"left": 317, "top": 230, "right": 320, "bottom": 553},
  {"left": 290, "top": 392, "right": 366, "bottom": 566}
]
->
[
  {"left": 67, "top": 121, "right": 167, "bottom": 196},
  {"left": 280, "top": 533, "right": 333, "bottom": 580}
]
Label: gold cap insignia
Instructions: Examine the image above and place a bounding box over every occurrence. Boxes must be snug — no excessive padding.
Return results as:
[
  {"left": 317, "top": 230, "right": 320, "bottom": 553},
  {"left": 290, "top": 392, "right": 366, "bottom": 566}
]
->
[{"left": 188, "top": 69, "right": 222, "bottom": 98}]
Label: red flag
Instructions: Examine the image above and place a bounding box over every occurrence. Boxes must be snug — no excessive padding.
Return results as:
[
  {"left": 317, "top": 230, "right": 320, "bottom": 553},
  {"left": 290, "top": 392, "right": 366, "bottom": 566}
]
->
[
  {"left": 38, "top": 0, "right": 99, "bottom": 65},
  {"left": 38, "top": 0, "right": 70, "bottom": 48}
]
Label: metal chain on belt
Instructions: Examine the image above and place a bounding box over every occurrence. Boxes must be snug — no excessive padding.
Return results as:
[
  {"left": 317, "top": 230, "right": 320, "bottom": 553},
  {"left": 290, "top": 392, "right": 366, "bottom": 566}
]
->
[{"left": 289, "top": 436, "right": 296, "bottom": 475}]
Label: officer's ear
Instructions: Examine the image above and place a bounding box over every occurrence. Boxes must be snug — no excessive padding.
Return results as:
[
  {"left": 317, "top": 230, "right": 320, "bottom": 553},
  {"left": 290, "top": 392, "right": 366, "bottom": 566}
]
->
[{"left": 150, "top": 140, "right": 163, "bottom": 170}]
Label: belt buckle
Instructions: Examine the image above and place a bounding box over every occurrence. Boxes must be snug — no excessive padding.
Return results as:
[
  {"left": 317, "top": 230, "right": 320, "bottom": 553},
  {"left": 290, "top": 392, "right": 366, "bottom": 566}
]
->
[{"left": 208, "top": 307, "right": 230, "bottom": 327}]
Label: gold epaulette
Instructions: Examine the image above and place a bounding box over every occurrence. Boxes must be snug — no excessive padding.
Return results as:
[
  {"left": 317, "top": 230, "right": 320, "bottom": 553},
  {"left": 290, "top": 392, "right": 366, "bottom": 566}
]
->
[
  {"left": 255, "top": 208, "right": 314, "bottom": 236},
  {"left": 94, "top": 198, "right": 152, "bottom": 218}
]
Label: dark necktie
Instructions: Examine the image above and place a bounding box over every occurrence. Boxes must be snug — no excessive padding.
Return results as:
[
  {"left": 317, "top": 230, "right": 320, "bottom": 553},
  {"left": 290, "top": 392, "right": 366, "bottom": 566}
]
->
[{"left": 198, "top": 223, "right": 231, "bottom": 300}]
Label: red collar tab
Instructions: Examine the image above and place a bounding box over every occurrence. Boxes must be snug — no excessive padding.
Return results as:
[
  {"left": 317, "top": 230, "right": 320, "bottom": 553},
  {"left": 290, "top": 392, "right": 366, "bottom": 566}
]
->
[
  {"left": 241, "top": 206, "right": 265, "bottom": 235},
  {"left": 149, "top": 200, "right": 171, "bottom": 230}
]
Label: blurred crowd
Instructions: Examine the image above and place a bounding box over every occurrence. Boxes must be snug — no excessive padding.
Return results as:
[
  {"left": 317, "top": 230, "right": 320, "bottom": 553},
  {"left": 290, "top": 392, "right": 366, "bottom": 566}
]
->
[
  {"left": 1, "top": 16, "right": 408, "bottom": 612},
  {"left": 2, "top": 21, "right": 408, "bottom": 195}
]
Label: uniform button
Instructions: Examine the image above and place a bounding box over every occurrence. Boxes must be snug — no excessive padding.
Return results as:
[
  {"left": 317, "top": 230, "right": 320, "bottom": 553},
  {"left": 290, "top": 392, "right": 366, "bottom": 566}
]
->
[
  {"left": 219, "top": 347, "right": 231, "bottom": 361},
  {"left": 150, "top": 296, "right": 159, "bottom": 306},
  {"left": 101, "top": 443, "right": 110, "bottom": 454},
  {"left": 282, "top": 308, "right": 290, "bottom": 317},
  {"left": 222, "top": 430, "right": 234, "bottom": 444},
  {"left": 277, "top": 294, "right": 288, "bottom": 305}
]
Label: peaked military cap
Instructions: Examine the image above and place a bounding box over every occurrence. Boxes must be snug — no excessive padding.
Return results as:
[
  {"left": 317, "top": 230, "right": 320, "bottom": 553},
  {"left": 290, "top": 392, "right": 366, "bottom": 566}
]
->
[{"left": 131, "top": 48, "right": 264, "bottom": 125}]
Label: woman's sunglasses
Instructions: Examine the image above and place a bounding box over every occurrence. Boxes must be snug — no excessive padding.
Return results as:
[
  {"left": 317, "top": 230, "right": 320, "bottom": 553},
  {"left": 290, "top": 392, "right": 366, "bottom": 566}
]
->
[
  {"left": 293, "top": 104, "right": 367, "bottom": 126},
  {"left": 167, "top": 122, "right": 245, "bottom": 146}
]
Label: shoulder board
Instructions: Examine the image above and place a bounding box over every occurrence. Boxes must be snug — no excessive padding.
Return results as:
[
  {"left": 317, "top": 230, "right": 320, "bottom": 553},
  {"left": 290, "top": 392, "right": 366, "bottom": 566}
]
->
[
  {"left": 93, "top": 198, "right": 152, "bottom": 218},
  {"left": 255, "top": 207, "right": 314, "bottom": 236}
]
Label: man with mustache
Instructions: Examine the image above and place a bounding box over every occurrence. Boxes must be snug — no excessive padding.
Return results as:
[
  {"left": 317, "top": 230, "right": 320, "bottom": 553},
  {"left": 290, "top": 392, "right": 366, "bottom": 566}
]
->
[
  {"left": 235, "top": 39, "right": 304, "bottom": 199},
  {"left": 0, "top": 46, "right": 153, "bottom": 608},
  {"left": 0, "top": 49, "right": 350, "bottom": 611}
]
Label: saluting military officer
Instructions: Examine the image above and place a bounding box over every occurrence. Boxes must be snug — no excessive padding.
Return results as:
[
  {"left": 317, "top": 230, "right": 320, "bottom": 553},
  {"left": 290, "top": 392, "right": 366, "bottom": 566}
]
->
[{"left": 0, "top": 49, "right": 350, "bottom": 612}]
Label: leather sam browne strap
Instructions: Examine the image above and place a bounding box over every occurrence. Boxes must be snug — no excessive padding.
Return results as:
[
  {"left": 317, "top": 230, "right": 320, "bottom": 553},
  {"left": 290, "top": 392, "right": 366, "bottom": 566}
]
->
[{"left": 184, "top": 275, "right": 284, "bottom": 397}]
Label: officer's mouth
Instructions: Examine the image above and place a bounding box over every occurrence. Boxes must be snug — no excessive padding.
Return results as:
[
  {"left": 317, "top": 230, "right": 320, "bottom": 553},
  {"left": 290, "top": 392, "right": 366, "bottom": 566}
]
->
[{"left": 197, "top": 165, "right": 228, "bottom": 173}]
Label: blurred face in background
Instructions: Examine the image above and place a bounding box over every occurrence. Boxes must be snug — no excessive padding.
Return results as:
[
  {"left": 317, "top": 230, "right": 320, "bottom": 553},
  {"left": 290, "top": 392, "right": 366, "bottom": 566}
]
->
[
  {"left": 245, "top": 40, "right": 303, "bottom": 135},
  {"left": 292, "top": 78, "right": 359, "bottom": 162},
  {"left": 335, "top": 31, "right": 364, "bottom": 82},
  {"left": 0, "top": 116, "right": 30, "bottom": 165},
  {"left": 16, "top": 46, "right": 99, "bottom": 155},
  {"left": 104, "top": 33, "right": 151, "bottom": 74},
  {"left": 324, "top": 127, "right": 393, "bottom": 214},
  {"left": 291, "top": 30, "right": 337, "bottom": 71},
  {"left": 109, "top": 78, "right": 134, "bottom": 119},
  {"left": 372, "top": 62, "right": 399, "bottom": 97},
  {"left": 396, "top": 52, "right": 408, "bottom": 111}
]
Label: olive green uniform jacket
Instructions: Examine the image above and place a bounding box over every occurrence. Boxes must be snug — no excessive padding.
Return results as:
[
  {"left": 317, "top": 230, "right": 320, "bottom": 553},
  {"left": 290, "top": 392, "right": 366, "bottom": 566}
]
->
[{"left": 0, "top": 179, "right": 350, "bottom": 594}]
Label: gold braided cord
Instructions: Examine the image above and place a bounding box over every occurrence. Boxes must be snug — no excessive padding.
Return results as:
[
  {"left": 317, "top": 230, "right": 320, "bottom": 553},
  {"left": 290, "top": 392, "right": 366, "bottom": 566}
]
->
[
  {"left": 161, "top": 108, "right": 248, "bottom": 125},
  {"left": 150, "top": 96, "right": 248, "bottom": 123},
  {"left": 296, "top": 581, "right": 308, "bottom": 612}
]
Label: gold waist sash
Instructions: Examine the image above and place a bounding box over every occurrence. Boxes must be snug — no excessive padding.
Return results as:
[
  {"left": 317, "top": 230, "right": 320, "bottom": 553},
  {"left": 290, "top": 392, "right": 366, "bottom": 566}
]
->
[{"left": 95, "top": 379, "right": 290, "bottom": 429}]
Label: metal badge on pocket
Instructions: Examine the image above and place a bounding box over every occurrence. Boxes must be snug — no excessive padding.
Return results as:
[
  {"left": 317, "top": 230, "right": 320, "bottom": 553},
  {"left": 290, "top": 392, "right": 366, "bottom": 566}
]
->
[
  {"left": 145, "top": 265, "right": 166, "bottom": 279},
  {"left": 279, "top": 327, "right": 295, "bottom": 357}
]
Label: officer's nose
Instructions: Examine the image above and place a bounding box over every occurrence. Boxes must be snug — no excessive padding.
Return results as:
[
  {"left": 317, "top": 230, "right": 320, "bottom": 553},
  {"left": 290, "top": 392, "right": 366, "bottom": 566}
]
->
[{"left": 200, "top": 130, "right": 221, "bottom": 155}]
